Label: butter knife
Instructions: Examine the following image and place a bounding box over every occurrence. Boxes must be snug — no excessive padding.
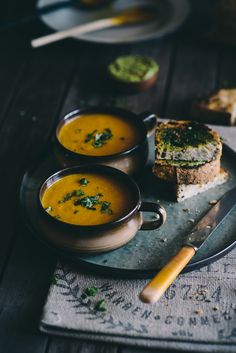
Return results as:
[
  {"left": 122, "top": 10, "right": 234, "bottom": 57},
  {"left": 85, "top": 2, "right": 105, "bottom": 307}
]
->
[{"left": 140, "top": 186, "right": 236, "bottom": 304}]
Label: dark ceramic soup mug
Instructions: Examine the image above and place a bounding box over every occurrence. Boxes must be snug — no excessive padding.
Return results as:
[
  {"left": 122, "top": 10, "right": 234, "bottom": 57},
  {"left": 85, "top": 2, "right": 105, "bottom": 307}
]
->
[
  {"left": 38, "top": 165, "right": 166, "bottom": 253},
  {"left": 53, "top": 106, "right": 156, "bottom": 175}
]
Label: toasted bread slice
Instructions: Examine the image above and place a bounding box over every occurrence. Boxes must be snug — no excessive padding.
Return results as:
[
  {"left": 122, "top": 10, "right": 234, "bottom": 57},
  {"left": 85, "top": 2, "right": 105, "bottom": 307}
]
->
[
  {"left": 153, "top": 156, "right": 221, "bottom": 185},
  {"left": 176, "top": 169, "right": 228, "bottom": 202},
  {"left": 191, "top": 89, "right": 236, "bottom": 126},
  {"left": 155, "top": 120, "right": 222, "bottom": 162}
]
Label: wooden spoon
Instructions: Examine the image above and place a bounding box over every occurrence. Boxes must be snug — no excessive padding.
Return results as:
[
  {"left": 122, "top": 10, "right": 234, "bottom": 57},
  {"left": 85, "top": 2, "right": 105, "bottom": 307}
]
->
[{"left": 31, "top": 5, "right": 158, "bottom": 48}]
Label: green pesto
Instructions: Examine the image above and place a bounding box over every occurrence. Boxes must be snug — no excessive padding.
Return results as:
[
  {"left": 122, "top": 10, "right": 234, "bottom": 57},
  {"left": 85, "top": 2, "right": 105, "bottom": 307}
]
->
[
  {"left": 160, "top": 122, "right": 214, "bottom": 149},
  {"left": 108, "top": 55, "right": 159, "bottom": 83},
  {"left": 165, "top": 160, "right": 205, "bottom": 167}
]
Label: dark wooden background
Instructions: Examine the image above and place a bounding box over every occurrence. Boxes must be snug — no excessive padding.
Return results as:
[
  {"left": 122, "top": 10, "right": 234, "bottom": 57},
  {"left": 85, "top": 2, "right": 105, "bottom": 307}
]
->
[{"left": 0, "top": 0, "right": 236, "bottom": 352}]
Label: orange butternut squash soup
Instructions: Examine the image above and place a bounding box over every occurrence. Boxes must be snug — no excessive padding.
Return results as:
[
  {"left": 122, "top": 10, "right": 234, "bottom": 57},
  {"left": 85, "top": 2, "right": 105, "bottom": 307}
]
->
[
  {"left": 41, "top": 173, "right": 134, "bottom": 226},
  {"left": 58, "top": 114, "right": 142, "bottom": 156}
]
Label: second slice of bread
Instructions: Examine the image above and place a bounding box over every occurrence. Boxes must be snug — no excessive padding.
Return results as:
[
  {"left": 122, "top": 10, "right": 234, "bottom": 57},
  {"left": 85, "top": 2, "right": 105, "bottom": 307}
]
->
[{"left": 191, "top": 89, "right": 236, "bottom": 126}]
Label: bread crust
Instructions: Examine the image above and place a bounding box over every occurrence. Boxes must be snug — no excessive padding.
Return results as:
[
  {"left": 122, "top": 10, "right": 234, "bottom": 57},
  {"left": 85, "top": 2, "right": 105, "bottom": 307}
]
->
[
  {"left": 191, "top": 89, "right": 236, "bottom": 126},
  {"left": 176, "top": 169, "right": 228, "bottom": 202},
  {"left": 191, "top": 101, "right": 235, "bottom": 126},
  {"left": 153, "top": 155, "right": 221, "bottom": 185},
  {"left": 155, "top": 120, "right": 222, "bottom": 162}
]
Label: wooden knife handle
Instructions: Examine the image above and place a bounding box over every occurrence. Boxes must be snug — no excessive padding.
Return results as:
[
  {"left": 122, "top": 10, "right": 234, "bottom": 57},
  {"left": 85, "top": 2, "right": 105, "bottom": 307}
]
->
[{"left": 139, "top": 246, "right": 196, "bottom": 304}]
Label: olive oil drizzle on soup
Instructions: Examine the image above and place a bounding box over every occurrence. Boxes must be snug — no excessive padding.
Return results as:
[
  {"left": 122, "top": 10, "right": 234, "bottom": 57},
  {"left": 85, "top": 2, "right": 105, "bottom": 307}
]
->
[
  {"left": 58, "top": 114, "right": 141, "bottom": 156},
  {"left": 41, "top": 173, "right": 134, "bottom": 226}
]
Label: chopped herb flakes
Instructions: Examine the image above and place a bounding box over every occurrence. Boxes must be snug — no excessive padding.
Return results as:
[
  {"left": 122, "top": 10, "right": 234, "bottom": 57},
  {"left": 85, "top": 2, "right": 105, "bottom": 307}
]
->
[
  {"left": 73, "top": 194, "right": 113, "bottom": 213},
  {"left": 59, "top": 191, "right": 74, "bottom": 203},
  {"left": 95, "top": 299, "right": 106, "bottom": 312},
  {"left": 74, "top": 194, "right": 101, "bottom": 209},
  {"left": 84, "top": 128, "right": 113, "bottom": 148},
  {"left": 85, "top": 287, "right": 98, "bottom": 297},
  {"left": 81, "top": 288, "right": 106, "bottom": 312},
  {"left": 56, "top": 180, "right": 112, "bottom": 216},
  {"left": 84, "top": 129, "right": 97, "bottom": 143},
  {"left": 101, "top": 201, "right": 113, "bottom": 215},
  {"left": 75, "top": 189, "right": 85, "bottom": 197},
  {"left": 79, "top": 178, "right": 89, "bottom": 186},
  {"left": 59, "top": 189, "right": 85, "bottom": 203}
]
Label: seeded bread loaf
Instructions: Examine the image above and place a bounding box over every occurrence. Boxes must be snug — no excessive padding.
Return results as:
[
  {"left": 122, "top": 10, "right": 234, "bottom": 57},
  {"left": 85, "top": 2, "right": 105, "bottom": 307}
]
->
[
  {"left": 153, "top": 120, "right": 227, "bottom": 202},
  {"left": 191, "top": 89, "right": 236, "bottom": 126},
  {"left": 155, "top": 120, "right": 222, "bottom": 162},
  {"left": 153, "top": 156, "right": 221, "bottom": 185}
]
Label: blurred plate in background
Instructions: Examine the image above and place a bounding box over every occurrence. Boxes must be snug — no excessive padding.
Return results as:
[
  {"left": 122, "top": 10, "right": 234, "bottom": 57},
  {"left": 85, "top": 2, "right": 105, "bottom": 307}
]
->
[{"left": 37, "top": 0, "right": 190, "bottom": 44}]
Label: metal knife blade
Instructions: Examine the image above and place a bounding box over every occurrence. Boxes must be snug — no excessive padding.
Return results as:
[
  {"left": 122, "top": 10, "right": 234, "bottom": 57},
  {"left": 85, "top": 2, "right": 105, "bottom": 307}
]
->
[{"left": 185, "top": 186, "right": 236, "bottom": 251}]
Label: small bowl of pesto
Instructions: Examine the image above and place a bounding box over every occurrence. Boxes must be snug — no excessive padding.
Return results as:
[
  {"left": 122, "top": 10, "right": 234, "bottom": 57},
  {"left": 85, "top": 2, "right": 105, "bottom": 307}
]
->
[
  {"left": 38, "top": 165, "right": 166, "bottom": 253},
  {"left": 54, "top": 106, "right": 156, "bottom": 175},
  {"left": 108, "top": 55, "right": 159, "bottom": 93}
]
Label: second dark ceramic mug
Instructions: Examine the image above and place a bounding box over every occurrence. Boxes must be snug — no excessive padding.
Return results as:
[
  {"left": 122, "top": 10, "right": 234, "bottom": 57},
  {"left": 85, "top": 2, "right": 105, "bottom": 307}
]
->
[
  {"left": 53, "top": 106, "right": 156, "bottom": 175},
  {"left": 38, "top": 164, "right": 166, "bottom": 253}
]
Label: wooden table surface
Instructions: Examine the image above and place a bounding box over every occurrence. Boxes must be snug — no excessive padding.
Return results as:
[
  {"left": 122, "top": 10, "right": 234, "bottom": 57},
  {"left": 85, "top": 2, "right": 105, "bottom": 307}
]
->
[{"left": 0, "top": 1, "right": 236, "bottom": 352}]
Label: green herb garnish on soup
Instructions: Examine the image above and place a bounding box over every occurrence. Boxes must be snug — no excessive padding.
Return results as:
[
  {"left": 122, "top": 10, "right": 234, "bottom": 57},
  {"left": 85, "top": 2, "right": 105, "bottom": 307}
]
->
[
  {"left": 84, "top": 128, "right": 113, "bottom": 148},
  {"left": 79, "top": 177, "right": 89, "bottom": 186},
  {"left": 58, "top": 114, "right": 141, "bottom": 156},
  {"left": 41, "top": 173, "right": 134, "bottom": 226}
]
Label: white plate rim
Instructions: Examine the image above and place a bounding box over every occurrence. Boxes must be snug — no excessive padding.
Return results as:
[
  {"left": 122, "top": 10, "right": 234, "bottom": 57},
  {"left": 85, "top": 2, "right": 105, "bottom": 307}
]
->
[{"left": 37, "top": 0, "right": 191, "bottom": 44}]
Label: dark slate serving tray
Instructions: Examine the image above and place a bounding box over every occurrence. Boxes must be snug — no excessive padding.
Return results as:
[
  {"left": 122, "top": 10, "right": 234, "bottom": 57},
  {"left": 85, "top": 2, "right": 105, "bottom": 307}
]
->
[{"left": 19, "top": 140, "right": 236, "bottom": 278}]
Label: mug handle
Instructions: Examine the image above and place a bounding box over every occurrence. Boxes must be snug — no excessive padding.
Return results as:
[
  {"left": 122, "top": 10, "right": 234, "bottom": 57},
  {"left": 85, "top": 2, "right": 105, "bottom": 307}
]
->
[
  {"left": 139, "top": 202, "right": 166, "bottom": 230},
  {"left": 139, "top": 112, "right": 157, "bottom": 138}
]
